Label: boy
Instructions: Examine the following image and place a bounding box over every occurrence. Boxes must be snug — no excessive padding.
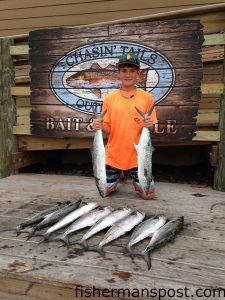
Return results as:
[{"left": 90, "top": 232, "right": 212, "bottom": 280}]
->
[{"left": 92, "top": 53, "right": 158, "bottom": 200}]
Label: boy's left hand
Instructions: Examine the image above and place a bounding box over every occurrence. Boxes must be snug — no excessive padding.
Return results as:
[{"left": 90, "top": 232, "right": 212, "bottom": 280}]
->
[{"left": 143, "top": 117, "right": 153, "bottom": 128}]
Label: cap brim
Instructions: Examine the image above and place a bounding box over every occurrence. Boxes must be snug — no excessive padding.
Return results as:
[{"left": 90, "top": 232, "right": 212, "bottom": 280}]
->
[{"left": 117, "top": 61, "right": 140, "bottom": 67}]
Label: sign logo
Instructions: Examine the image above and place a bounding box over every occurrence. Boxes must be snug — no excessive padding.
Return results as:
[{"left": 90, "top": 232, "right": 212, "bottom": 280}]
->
[{"left": 50, "top": 41, "right": 175, "bottom": 115}]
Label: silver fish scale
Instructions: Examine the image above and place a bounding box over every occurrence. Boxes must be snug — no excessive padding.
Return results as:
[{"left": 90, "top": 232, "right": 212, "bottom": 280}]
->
[
  {"left": 37, "top": 202, "right": 79, "bottom": 228},
  {"left": 127, "top": 215, "right": 167, "bottom": 248},
  {"left": 92, "top": 129, "right": 107, "bottom": 198},
  {"left": 99, "top": 211, "right": 145, "bottom": 248},
  {"left": 45, "top": 202, "right": 99, "bottom": 235},
  {"left": 144, "top": 216, "right": 184, "bottom": 253},
  {"left": 63, "top": 206, "right": 113, "bottom": 236},
  {"left": 80, "top": 207, "right": 133, "bottom": 242},
  {"left": 135, "top": 127, "right": 153, "bottom": 195}
]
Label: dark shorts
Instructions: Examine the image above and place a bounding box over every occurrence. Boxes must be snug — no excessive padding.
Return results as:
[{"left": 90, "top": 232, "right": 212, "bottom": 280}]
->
[{"left": 106, "top": 165, "right": 139, "bottom": 188}]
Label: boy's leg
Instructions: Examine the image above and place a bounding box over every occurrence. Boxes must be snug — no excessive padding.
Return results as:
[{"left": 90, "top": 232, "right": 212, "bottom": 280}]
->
[
  {"left": 129, "top": 167, "right": 155, "bottom": 200},
  {"left": 105, "top": 165, "right": 120, "bottom": 196}
]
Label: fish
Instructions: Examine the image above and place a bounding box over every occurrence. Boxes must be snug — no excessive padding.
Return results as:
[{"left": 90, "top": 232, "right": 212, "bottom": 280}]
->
[
  {"left": 88, "top": 211, "right": 145, "bottom": 256},
  {"left": 71, "top": 207, "right": 133, "bottom": 248},
  {"left": 66, "top": 63, "right": 149, "bottom": 98},
  {"left": 52, "top": 206, "right": 114, "bottom": 246},
  {"left": 42, "top": 202, "right": 99, "bottom": 240},
  {"left": 25, "top": 200, "right": 82, "bottom": 239},
  {"left": 91, "top": 106, "right": 107, "bottom": 198},
  {"left": 134, "top": 104, "right": 155, "bottom": 195},
  {"left": 0, "top": 202, "right": 64, "bottom": 235},
  {"left": 141, "top": 216, "right": 184, "bottom": 270},
  {"left": 125, "top": 215, "right": 167, "bottom": 254}
]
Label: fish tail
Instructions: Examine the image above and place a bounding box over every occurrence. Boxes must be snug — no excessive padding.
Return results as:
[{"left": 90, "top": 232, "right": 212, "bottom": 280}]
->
[
  {"left": 47, "top": 234, "right": 70, "bottom": 247},
  {"left": 91, "top": 104, "right": 107, "bottom": 119},
  {"left": 26, "top": 228, "right": 36, "bottom": 240},
  {"left": 144, "top": 252, "right": 152, "bottom": 270},
  {"left": 135, "top": 104, "right": 155, "bottom": 120},
  {"left": 146, "top": 104, "right": 155, "bottom": 117},
  {"left": 70, "top": 239, "right": 88, "bottom": 249},
  {"left": 125, "top": 250, "right": 152, "bottom": 270},
  {"left": 88, "top": 244, "right": 105, "bottom": 256},
  {"left": 123, "top": 245, "right": 131, "bottom": 255},
  {"left": 42, "top": 232, "right": 51, "bottom": 241},
  {"left": 81, "top": 239, "right": 88, "bottom": 250},
  {"left": 135, "top": 106, "right": 145, "bottom": 118}
]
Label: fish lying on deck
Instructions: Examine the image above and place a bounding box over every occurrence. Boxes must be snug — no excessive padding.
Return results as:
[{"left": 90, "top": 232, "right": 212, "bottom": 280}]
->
[
  {"left": 0, "top": 202, "right": 63, "bottom": 235},
  {"left": 25, "top": 200, "right": 81, "bottom": 239},
  {"left": 42, "top": 202, "right": 99, "bottom": 240},
  {"left": 134, "top": 104, "right": 155, "bottom": 195},
  {"left": 125, "top": 215, "right": 167, "bottom": 254},
  {"left": 88, "top": 211, "right": 145, "bottom": 256},
  {"left": 71, "top": 207, "right": 133, "bottom": 248},
  {"left": 51, "top": 206, "right": 113, "bottom": 246},
  {"left": 91, "top": 106, "right": 107, "bottom": 198},
  {"left": 135, "top": 216, "right": 184, "bottom": 270}
]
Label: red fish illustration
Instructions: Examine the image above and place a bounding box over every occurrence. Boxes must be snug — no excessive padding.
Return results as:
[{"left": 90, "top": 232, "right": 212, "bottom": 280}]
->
[{"left": 66, "top": 63, "right": 149, "bottom": 98}]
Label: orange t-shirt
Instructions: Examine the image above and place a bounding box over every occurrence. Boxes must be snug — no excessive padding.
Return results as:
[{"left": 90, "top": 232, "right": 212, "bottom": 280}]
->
[{"left": 102, "top": 89, "right": 158, "bottom": 170}]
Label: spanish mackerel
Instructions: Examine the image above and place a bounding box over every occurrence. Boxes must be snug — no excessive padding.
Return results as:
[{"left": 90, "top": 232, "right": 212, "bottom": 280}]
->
[
  {"left": 52, "top": 206, "right": 113, "bottom": 246},
  {"left": 92, "top": 106, "right": 107, "bottom": 198},
  {"left": 89, "top": 211, "right": 145, "bottom": 255},
  {"left": 26, "top": 200, "right": 81, "bottom": 239},
  {"left": 141, "top": 216, "right": 184, "bottom": 270},
  {"left": 42, "top": 202, "right": 99, "bottom": 240},
  {"left": 72, "top": 207, "right": 133, "bottom": 248},
  {"left": 134, "top": 105, "right": 155, "bottom": 195},
  {"left": 125, "top": 215, "right": 167, "bottom": 254},
  {"left": 0, "top": 202, "right": 63, "bottom": 235}
]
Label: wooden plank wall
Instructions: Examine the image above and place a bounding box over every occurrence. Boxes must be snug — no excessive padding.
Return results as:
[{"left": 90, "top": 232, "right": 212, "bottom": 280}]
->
[
  {"left": 0, "top": 0, "right": 225, "bottom": 37},
  {"left": 28, "top": 20, "right": 204, "bottom": 141},
  {"left": 10, "top": 11, "right": 225, "bottom": 151}
]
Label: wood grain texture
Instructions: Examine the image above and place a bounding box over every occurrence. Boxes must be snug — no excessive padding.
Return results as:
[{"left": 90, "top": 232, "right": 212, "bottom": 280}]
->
[
  {"left": 29, "top": 20, "right": 203, "bottom": 141},
  {"left": 0, "top": 1, "right": 224, "bottom": 36},
  {"left": 0, "top": 38, "right": 18, "bottom": 178},
  {"left": 0, "top": 174, "right": 224, "bottom": 299},
  {"left": 214, "top": 49, "right": 225, "bottom": 191}
]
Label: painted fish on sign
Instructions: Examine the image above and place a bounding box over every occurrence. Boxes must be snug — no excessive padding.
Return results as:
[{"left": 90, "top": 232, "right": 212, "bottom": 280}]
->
[
  {"left": 50, "top": 41, "right": 175, "bottom": 114},
  {"left": 30, "top": 21, "right": 203, "bottom": 140}
]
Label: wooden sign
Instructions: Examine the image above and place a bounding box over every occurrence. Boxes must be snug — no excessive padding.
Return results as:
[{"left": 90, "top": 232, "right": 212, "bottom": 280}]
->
[{"left": 29, "top": 20, "right": 204, "bottom": 141}]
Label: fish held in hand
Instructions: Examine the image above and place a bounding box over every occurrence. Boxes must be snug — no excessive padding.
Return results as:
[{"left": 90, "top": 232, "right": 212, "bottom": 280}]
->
[
  {"left": 134, "top": 105, "right": 155, "bottom": 195},
  {"left": 91, "top": 105, "right": 107, "bottom": 198}
]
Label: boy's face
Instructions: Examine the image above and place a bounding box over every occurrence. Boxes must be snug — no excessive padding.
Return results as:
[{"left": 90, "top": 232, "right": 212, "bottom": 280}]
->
[{"left": 118, "top": 65, "right": 140, "bottom": 89}]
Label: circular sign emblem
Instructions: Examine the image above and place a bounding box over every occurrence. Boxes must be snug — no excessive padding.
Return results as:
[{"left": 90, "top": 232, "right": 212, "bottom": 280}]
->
[{"left": 50, "top": 41, "right": 175, "bottom": 115}]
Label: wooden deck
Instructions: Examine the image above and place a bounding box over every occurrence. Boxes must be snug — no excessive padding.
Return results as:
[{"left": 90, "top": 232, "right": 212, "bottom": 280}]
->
[{"left": 0, "top": 174, "right": 224, "bottom": 300}]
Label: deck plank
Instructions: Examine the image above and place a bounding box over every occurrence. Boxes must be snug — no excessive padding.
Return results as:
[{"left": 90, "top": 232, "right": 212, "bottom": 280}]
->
[{"left": 0, "top": 174, "right": 224, "bottom": 299}]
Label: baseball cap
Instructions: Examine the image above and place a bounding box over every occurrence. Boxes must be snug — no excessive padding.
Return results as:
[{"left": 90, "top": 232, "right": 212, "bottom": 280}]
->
[{"left": 118, "top": 53, "right": 140, "bottom": 68}]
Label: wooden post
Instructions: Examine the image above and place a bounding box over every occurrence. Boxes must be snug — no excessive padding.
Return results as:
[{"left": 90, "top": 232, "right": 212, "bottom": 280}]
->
[
  {"left": 214, "top": 46, "right": 225, "bottom": 191},
  {"left": 0, "top": 38, "right": 18, "bottom": 178}
]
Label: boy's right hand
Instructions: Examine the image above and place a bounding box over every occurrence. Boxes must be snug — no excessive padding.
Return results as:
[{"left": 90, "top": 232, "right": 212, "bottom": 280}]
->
[{"left": 92, "top": 118, "right": 103, "bottom": 131}]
